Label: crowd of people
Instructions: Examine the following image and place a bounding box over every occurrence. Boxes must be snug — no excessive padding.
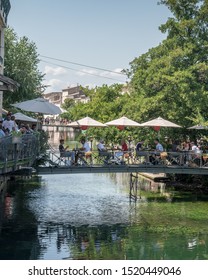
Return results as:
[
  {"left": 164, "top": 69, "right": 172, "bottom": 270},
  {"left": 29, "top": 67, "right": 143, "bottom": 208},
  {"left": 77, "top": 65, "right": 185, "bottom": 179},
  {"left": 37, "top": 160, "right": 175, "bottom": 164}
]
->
[
  {"left": 59, "top": 137, "right": 133, "bottom": 165},
  {"left": 58, "top": 135, "right": 208, "bottom": 167},
  {"left": 0, "top": 112, "right": 37, "bottom": 138}
]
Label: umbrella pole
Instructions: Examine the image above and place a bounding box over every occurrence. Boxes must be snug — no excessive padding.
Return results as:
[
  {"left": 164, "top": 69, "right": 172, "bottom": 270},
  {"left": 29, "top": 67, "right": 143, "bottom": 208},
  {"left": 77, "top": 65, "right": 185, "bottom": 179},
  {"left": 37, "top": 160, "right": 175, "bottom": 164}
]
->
[{"left": 158, "top": 130, "right": 160, "bottom": 141}]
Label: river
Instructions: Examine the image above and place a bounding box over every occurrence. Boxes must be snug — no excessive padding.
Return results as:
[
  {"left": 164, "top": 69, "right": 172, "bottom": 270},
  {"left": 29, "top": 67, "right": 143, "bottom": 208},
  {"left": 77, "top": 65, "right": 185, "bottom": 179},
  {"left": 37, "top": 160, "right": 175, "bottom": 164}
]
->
[{"left": 0, "top": 172, "right": 208, "bottom": 260}]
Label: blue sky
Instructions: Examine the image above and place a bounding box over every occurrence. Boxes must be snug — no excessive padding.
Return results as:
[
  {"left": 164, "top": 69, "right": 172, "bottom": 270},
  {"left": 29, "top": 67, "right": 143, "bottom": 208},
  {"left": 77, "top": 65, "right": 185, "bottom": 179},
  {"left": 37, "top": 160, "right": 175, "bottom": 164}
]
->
[{"left": 8, "top": 0, "right": 171, "bottom": 93}]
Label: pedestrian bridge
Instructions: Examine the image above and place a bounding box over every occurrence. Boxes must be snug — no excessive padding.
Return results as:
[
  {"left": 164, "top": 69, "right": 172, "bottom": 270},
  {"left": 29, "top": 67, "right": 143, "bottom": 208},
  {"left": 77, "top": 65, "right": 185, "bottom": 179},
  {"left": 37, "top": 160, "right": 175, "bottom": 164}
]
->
[
  {"left": 1, "top": 137, "right": 207, "bottom": 177},
  {"left": 36, "top": 148, "right": 208, "bottom": 176},
  {"left": 36, "top": 164, "right": 208, "bottom": 175}
]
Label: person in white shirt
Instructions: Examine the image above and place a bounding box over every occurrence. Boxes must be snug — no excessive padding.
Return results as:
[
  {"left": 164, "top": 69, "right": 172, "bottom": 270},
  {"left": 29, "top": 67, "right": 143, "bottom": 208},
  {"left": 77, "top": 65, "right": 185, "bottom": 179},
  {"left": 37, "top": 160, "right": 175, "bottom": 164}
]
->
[
  {"left": 2, "top": 114, "right": 15, "bottom": 132},
  {"left": 80, "top": 138, "right": 91, "bottom": 152},
  {"left": 75, "top": 137, "right": 91, "bottom": 164},
  {"left": 190, "top": 142, "right": 199, "bottom": 152},
  {"left": 190, "top": 141, "right": 201, "bottom": 166},
  {"left": 97, "top": 139, "right": 112, "bottom": 162}
]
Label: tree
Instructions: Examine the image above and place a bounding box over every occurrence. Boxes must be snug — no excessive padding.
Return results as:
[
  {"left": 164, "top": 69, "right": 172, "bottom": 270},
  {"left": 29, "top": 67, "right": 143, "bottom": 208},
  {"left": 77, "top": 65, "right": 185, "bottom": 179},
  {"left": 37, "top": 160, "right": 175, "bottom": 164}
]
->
[
  {"left": 3, "top": 27, "right": 45, "bottom": 109},
  {"left": 61, "top": 84, "right": 139, "bottom": 143},
  {"left": 125, "top": 0, "right": 208, "bottom": 136}
]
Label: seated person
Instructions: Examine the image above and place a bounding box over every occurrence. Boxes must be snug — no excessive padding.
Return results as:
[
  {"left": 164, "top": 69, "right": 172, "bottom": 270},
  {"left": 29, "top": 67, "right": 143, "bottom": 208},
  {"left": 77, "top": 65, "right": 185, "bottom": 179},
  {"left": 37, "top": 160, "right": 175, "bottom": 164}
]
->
[
  {"left": 155, "top": 138, "right": 164, "bottom": 152},
  {"left": 59, "top": 139, "right": 75, "bottom": 163},
  {"left": 135, "top": 140, "right": 144, "bottom": 153},
  {"left": 135, "top": 140, "right": 149, "bottom": 162},
  {"left": 75, "top": 137, "right": 91, "bottom": 163},
  {"left": 115, "top": 139, "right": 128, "bottom": 159},
  {"left": 97, "top": 139, "right": 112, "bottom": 162},
  {"left": 149, "top": 139, "right": 164, "bottom": 164}
]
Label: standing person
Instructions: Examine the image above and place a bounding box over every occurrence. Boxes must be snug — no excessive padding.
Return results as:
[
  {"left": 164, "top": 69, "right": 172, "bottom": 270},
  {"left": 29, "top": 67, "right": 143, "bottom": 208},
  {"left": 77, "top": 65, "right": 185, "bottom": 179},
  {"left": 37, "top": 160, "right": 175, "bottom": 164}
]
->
[
  {"left": 2, "top": 114, "right": 15, "bottom": 132},
  {"left": 59, "top": 139, "right": 75, "bottom": 163},
  {"left": 11, "top": 115, "right": 19, "bottom": 131}
]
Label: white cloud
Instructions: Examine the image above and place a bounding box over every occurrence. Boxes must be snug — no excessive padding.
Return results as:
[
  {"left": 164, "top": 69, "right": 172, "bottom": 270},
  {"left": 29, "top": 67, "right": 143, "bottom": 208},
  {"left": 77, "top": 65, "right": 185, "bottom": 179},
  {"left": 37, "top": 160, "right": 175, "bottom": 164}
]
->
[
  {"left": 44, "top": 79, "right": 65, "bottom": 93},
  {"left": 44, "top": 65, "right": 67, "bottom": 76}
]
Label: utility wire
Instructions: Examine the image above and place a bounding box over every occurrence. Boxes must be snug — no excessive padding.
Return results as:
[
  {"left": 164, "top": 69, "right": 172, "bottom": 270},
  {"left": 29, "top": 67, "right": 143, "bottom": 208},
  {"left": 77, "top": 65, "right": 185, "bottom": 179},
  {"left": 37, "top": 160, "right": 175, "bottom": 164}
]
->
[
  {"left": 40, "top": 55, "right": 126, "bottom": 76},
  {"left": 40, "top": 59, "right": 126, "bottom": 83}
]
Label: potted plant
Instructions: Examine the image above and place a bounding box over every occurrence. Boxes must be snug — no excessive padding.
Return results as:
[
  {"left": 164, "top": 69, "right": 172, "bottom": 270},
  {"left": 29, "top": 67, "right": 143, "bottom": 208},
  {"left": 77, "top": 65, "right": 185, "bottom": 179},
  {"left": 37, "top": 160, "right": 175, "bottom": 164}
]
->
[{"left": 12, "top": 130, "right": 22, "bottom": 144}]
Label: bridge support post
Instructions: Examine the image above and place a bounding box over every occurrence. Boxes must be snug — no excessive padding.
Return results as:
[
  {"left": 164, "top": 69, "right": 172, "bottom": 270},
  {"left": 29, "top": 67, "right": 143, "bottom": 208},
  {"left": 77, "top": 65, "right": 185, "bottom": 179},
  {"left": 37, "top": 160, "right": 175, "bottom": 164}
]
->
[{"left": 129, "top": 172, "right": 140, "bottom": 201}]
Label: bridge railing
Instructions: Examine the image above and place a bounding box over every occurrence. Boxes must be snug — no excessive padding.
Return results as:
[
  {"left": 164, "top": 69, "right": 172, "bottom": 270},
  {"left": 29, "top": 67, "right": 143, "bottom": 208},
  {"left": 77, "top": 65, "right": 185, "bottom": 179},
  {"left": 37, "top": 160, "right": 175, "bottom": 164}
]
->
[
  {"left": 0, "top": 133, "right": 39, "bottom": 174},
  {"left": 134, "top": 150, "right": 207, "bottom": 168},
  {"left": 42, "top": 147, "right": 208, "bottom": 169}
]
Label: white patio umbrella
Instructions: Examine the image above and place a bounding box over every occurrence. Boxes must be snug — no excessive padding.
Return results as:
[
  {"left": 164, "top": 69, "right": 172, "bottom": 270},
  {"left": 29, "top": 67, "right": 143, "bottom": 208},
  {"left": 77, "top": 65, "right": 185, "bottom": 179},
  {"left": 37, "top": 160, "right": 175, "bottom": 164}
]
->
[
  {"left": 140, "top": 116, "right": 182, "bottom": 131},
  {"left": 12, "top": 98, "right": 62, "bottom": 115},
  {"left": 105, "top": 116, "right": 141, "bottom": 130},
  {"left": 13, "top": 112, "right": 38, "bottom": 122},
  {"left": 187, "top": 124, "right": 208, "bottom": 130},
  {"left": 69, "top": 116, "right": 107, "bottom": 130}
]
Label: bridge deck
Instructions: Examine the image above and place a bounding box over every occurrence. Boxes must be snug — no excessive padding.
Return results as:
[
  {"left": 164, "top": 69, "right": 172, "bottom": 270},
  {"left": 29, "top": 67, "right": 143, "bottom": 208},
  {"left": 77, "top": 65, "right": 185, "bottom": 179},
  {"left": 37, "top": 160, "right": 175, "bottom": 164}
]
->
[{"left": 36, "top": 164, "right": 208, "bottom": 175}]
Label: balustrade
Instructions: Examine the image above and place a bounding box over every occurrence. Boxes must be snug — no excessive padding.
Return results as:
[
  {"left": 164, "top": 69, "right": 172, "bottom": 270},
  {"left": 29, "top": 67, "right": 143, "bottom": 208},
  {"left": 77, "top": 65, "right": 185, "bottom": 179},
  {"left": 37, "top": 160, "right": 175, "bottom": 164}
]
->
[{"left": 0, "top": 134, "right": 39, "bottom": 174}]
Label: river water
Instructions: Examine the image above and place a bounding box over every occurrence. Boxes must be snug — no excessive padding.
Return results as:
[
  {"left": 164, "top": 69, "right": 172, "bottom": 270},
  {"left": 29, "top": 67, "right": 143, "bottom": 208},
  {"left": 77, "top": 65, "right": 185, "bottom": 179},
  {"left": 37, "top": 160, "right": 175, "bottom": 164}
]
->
[
  {"left": 0, "top": 130, "right": 208, "bottom": 260},
  {"left": 0, "top": 172, "right": 208, "bottom": 260}
]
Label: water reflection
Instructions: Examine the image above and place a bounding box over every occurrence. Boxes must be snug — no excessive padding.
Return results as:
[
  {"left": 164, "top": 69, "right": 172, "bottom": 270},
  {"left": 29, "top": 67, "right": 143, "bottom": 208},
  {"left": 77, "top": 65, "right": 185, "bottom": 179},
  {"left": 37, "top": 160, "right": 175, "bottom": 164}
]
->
[{"left": 0, "top": 174, "right": 208, "bottom": 260}]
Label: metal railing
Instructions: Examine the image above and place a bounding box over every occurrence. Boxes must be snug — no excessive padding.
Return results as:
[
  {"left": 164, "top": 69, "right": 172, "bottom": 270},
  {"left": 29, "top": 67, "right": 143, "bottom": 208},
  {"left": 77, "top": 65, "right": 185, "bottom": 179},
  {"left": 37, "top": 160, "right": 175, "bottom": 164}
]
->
[
  {"left": 41, "top": 147, "right": 208, "bottom": 170},
  {"left": 0, "top": 134, "right": 39, "bottom": 174},
  {"left": 134, "top": 150, "right": 207, "bottom": 168}
]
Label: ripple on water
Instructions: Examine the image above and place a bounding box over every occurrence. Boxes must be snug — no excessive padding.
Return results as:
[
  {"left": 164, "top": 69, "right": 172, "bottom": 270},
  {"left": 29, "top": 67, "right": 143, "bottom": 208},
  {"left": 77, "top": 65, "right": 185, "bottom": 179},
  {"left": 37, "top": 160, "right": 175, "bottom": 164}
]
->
[{"left": 28, "top": 174, "right": 131, "bottom": 226}]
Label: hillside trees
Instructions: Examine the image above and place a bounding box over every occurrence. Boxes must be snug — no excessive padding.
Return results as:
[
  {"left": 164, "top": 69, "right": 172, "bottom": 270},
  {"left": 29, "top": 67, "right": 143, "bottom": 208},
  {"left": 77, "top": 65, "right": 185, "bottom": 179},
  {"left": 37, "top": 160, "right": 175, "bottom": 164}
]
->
[{"left": 3, "top": 27, "right": 44, "bottom": 109}]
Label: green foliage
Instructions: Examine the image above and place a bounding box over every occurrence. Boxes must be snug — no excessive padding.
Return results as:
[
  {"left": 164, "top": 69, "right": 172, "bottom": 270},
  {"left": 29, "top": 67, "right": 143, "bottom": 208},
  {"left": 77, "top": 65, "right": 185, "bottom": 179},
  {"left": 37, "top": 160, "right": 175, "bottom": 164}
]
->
[
  {"left": 125, "top": 0, "right": 208, "bottom": 140},
  {"left": 3, "top": 27, "right": 45, "bottom": 109},
  {"left": 61, "top": 0, "right": 208, "bottom": 144}
]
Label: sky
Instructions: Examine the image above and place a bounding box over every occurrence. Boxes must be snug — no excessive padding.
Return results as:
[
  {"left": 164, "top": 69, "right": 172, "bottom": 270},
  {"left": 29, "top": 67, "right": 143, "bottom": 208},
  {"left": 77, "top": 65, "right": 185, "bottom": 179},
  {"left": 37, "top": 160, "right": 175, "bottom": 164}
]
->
[{"left": 8, "top": 0, "right": 172, "bottom": 93}]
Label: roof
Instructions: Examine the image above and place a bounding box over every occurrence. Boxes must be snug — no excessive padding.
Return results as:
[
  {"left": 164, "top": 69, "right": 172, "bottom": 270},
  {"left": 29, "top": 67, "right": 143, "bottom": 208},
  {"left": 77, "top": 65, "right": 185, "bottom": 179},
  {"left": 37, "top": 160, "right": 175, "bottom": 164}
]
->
[{"left": 0, "top": 74, "right": 20, "bottom": 91}]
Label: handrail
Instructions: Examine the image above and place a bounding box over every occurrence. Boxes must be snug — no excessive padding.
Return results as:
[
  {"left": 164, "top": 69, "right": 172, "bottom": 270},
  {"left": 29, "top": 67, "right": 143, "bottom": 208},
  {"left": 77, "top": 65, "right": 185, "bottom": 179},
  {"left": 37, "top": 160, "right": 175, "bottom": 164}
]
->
[
  {"left": 42, "top": 146, "right": 208, "bottom": 170},
  {"left": 0, "top": 133, "right": 39, "bottom": 174}
]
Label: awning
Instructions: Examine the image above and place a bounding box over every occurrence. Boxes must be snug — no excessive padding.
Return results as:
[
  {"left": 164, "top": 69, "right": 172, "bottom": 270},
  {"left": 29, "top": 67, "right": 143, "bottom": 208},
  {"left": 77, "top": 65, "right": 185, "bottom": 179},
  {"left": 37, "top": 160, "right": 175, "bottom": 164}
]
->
[{"left": 0, "top": 74, "right": 20, "bottom": 91}]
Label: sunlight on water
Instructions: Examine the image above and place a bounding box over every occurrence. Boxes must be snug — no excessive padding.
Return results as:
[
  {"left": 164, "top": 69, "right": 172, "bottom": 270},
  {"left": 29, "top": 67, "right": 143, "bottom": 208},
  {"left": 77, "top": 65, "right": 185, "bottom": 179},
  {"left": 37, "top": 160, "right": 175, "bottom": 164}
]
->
[
  {"left": 28, "top": 174, "right": 131, "bottom": 226},
  {"left": 1, "top": 173, "right": 208, "bottom": 260}
]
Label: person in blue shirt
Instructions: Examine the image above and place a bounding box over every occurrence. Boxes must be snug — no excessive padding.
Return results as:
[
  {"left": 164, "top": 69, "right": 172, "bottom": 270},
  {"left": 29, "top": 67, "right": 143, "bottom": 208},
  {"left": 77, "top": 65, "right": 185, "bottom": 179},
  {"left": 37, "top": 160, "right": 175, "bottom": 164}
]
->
[
  {"left": 154, "top": 138, "right": 164, "bottom": 152},
  {"left": 0, "top": 123, "right": 5, "bottom": 137}
]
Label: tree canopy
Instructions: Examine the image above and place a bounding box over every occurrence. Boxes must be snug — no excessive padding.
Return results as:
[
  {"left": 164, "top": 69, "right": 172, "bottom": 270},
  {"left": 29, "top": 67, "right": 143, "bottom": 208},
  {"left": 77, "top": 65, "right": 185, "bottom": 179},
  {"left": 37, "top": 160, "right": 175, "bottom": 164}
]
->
[
  {"left": 62, "top": 0, "right": 208, "bottom": 142},
  {"left": 127, "top": 0, "right": 208, "bottom": 126},
  {"left": 3, "top": 27, "right": 44, "bottom": 109}
]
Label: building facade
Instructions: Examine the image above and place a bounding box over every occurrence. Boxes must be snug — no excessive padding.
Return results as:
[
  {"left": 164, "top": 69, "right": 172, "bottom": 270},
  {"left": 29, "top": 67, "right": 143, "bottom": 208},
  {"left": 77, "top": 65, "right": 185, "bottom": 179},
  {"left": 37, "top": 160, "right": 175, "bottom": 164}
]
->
[{"left": 44, "top": 85, "right": 90, "bottom": 108}]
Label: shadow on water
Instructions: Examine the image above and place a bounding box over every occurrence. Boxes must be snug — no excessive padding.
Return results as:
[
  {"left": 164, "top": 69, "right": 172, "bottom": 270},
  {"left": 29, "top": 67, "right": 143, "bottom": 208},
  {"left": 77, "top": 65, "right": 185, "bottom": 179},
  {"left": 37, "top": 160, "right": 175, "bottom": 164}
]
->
[{"left": 0, "top": 173, "right": 208, "bottom": 260}]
